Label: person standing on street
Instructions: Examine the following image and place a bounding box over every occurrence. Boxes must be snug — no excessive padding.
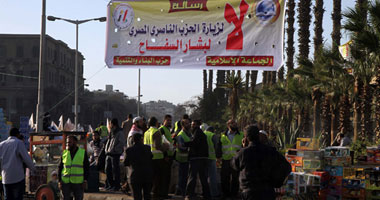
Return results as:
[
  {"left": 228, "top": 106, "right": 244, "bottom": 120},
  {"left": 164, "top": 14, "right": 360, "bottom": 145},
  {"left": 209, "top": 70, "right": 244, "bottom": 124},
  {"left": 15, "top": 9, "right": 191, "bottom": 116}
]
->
[
  {"left": 185, "top": 120, "right": 211, "bottom": 200},
  {"left": 105, "top": 118, "right": 125, "bottom": 191},
  {"left": 0, "top": 128, "right": 35, "bottom": 200},
  {"left": 175, "top": 118, "right": 192, "bottom": 197},
  {"left": 122, "top": 114, "right": 134, "bottom": 143},
  {"left": 127, "top": 117, "right": 144, "bottom": 147},
  {"left": 231, "top": 125, "right": 291, "bottom": 200},
  {"left": 144, "top": 117, "right": 169, "bottom": 199},
  {"left": 159, "top": 115, "right": 175, "bottom": 198},
  {"left": 58, "top": 135, "right": 89, "bottom": 200},
  {"left": 204, "top": 126, "right": 220, "bottom": 199},
  {"left": 216, "top": 119, "right": 244, "bottom": 199},
  {"left": 124, "top": 133, "right": 153, "bottom": 200}
]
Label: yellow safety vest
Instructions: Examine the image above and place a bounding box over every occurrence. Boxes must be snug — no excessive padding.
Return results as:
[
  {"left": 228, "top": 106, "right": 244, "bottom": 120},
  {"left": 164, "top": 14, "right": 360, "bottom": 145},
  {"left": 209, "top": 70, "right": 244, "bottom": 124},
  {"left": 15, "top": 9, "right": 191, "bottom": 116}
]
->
[
  {"left": 61, "top": 148, "right": 85, "bottom": 184},
  {"left": 144, "top": 127, "right": 164, "bottom": 160},
  {"left": 220, "top": 132, "right": 244, "bottom": 160},
  {"left": 160, "top": 125, "right": 174, "bottom": 157},
  {"left": 176, "top": 130, "right": 191, "bottom": 163},
  {"left": 204, "top": 131, "right": 216, "bottom": 160}
]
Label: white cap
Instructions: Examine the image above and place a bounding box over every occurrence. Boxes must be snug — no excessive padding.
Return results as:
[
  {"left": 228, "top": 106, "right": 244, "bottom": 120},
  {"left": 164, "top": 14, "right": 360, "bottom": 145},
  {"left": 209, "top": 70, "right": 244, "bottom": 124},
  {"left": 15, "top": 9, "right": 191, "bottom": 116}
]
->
[{"left": 133, "top": 116, "right": 142, "bottom": 123}]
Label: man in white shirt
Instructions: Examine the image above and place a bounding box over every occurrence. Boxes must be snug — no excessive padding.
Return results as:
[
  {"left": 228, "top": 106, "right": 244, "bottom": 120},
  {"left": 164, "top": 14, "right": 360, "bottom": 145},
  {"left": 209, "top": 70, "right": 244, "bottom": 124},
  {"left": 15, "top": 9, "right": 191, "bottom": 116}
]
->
[{"left": 0, "top": 128, "right": 35, "bottom": 200}]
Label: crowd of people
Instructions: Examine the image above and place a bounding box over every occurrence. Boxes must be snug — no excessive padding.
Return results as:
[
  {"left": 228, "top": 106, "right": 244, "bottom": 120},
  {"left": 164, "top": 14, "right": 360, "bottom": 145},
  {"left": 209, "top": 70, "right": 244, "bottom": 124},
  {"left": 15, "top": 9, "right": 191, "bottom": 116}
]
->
[{"left": 0, "top": 113, "right": 292, "bottom": 200}]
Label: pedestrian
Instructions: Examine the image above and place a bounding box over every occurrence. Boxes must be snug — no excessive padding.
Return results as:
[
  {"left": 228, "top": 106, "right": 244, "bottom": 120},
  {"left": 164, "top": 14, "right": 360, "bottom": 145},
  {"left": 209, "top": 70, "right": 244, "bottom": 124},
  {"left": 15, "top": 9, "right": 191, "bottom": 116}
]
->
[
  {"left": 122, "top": 114, "right": 134, "bottom": 142},
  {"left": 185, "top": 120, "right": 211, "bottom": 200},
  {"left": 231, "top": 125, "right": 291, "bottom": 200},
  {"left": 143, "top": 117, "right": 169, "bottom": 199},
  {"left": 159, "top": 115, "right": 175, "bottom": 198},
  {"left": 216, "top": 119, "right": 243, "bottom": 199},
  {"left": 124, "top": 133, "right": 153, "bottom": 200},
  {"left": 58, "top": 135, "right": 89, "bottom": 200},
  {"left": 204, "top": 126, "right": 220, "bottom": 199},
  {"left": 0, "top": 127, "right": 35, "bottom": 200},
  {"left": 127, "top": 117, "right": 144, "bottom": 147},
  {"left": 89, "top": 130, "right": 104, "bottom": 166},
  {"left": 48, "top": 171, "right": 60, "bottom": 200},
  {"left": 105, "top": 118, "right": 125, "bottom": 191},
  {"left": 172, "top": 114, "right": 189, "bottom": 136},
  {"left": 96, "top": 122, "right": 109, "bottom": 141},
  {"left": 175, "top": 118, "right": 192, "bottom": 197}
]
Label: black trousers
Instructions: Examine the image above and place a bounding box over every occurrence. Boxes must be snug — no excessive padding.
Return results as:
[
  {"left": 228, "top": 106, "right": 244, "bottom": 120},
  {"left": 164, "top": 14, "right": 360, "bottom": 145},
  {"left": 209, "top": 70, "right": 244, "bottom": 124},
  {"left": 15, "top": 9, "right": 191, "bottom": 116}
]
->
[
  {"left": 221, "top": 159, "right": 239, "bottom": 198},
  {"left": 131, "top": 181, "right": 152, "bottom": 200},
  {"left": 3, "top": 179, "right": 25, "bottom": 200},
  {"left": 61, "top": 183, "right": 83, "bottom": 200},
  {"left": 105, "top": 154, "right": 121, "bottom": 189},
  {"left": 186, "top": 159, "right": 211, "bottom": 199},
  {"left": 162, "top": 158, "right": 173, "bottom": 197},
  {"left": 152, "top": 159, "right": 166, "bottom": 198}
]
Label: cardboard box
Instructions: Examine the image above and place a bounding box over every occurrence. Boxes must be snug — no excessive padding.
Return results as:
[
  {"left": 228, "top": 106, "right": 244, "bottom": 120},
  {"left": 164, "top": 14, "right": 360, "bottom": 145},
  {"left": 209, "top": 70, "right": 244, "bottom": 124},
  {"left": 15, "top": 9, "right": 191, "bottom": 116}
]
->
[
  {"left": 343, "top": 167, "right": 365, "bottom": 179},
  {"left": 324, "top": 147, "right": 350, "bottom": 157},
  {"left": 313, "top": 171, "right": 330, "bottom": 189},
  {"left": 326, "top": 166, "right": 344, "bottom": 177},
  {"left": 324, "top": 157, "right": 351, "bottom": 167},
  {"left": 342, "top": 179, "right": 365, "bottom": 189},
  {"left": 303, "top": 159, "right": 322, "bottom": 170},
  {"left": 286, "top": 155, "right": 303, "bottom": 172},
  {"left": 297, "top": 138, "right": 319, "bottom": 150}
]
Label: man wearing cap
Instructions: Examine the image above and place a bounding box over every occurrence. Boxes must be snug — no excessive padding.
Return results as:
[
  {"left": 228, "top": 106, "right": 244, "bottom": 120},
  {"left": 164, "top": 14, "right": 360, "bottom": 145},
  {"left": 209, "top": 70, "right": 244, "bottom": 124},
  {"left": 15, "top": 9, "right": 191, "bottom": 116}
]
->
[
  {"left": 127, "top": 117, "right": 144, "bottom": 147},
  {"left": 58, "top": 135, "right": 89, "bottom": 200}
]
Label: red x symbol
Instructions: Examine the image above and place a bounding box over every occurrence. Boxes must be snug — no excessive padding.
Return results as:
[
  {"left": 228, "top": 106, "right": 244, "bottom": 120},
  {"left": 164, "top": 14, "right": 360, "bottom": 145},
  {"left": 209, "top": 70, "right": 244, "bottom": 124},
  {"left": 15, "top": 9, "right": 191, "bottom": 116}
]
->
[{"left": 224, "top": 0, "right": 249, "bottom": 50}]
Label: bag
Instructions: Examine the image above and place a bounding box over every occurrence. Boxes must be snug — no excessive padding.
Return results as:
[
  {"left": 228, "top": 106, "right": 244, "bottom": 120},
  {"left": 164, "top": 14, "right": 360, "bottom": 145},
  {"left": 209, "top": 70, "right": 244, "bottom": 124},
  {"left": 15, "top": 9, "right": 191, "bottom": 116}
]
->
[{"left": 270, "top": 151, "right": 291, "bottom": 188}]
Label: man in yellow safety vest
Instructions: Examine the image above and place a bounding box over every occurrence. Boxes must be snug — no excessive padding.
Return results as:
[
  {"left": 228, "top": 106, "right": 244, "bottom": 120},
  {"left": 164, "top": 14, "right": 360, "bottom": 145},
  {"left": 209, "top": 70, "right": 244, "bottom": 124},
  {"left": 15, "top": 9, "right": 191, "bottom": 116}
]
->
[
  {"left": 144, "top": 117, "right": 169, "bottom": 199},
  {"left": 216, "top": 119, "right": 244, "bottom": 199},
  {"left": 159, "top": 114, "right": 174, "bottom": 198},
  {"left": 58, "top": 135, "right": 89, "bottom": 200},
  {"left": 204, "top": 126, "right": 221, "bottom": 199}
]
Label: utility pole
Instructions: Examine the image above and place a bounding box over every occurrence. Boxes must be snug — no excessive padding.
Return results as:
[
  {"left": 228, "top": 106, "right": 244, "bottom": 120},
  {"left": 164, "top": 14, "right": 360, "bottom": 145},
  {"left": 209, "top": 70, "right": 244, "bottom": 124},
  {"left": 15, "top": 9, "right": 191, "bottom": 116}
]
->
[
  {"left": 36, "top": 0, "right": 46, "bottom": 132},
  {"left": 137, "top": 69, "right": 141, "bottom": 116}
]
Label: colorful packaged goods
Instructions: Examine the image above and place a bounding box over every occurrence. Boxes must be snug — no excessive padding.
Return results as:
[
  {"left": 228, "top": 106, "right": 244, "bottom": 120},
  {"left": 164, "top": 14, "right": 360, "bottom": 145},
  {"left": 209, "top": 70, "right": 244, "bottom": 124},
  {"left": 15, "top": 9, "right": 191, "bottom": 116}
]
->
[
  {"left": 324, "top": 147, "right": 350, "bottom": 157},
  {"left": 343, "top": 168, "right": 365, "bottom": 180},
  {"left": 365, "top": 168, "right": 380, "bottom": 190},
  {"left": 326, "top": 166, "right": 344, "bottom": 177},
  {"left": 342, "top": 188, "right": 365, "bottom": 199},
  {"left": 367, "top": 147, "right": 380, "bottom": 164},
  {"left": 297, "top": 137, "right": 319, "bottom": 150}
]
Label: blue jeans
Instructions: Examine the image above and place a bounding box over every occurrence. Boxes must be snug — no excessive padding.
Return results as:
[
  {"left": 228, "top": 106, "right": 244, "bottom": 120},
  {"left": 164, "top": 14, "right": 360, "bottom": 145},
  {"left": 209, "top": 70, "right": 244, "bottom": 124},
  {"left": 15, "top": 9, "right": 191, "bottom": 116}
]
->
[
  {"left": 176, "top": 162, "right": 189, "bottom": 196},
  {"left": 3, "top": 179, "right": 25, "bottom": 200},
  {"left": 208, "top": 159, "right": 220, "bottom": 197}
]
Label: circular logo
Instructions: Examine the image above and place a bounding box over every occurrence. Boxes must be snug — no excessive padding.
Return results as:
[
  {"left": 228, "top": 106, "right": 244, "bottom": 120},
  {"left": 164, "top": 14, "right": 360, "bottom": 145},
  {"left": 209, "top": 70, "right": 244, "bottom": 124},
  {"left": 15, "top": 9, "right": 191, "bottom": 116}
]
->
[
  {"left": 252, "top": 0, "right": 281, "bottom": 25},
  {"left": 113, "top": 3, "right": 134, "bottom": 30}
]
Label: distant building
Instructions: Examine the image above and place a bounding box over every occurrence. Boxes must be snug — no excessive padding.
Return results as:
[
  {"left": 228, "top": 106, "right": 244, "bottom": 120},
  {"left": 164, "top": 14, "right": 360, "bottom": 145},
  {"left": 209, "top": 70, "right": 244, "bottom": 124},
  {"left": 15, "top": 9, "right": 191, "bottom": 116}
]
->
[
  {"left": 0, "top": 34, "right": 84, "bottom": 126},
  {"left": 144, "top": 100, "right": 175, "bottom": 121}
]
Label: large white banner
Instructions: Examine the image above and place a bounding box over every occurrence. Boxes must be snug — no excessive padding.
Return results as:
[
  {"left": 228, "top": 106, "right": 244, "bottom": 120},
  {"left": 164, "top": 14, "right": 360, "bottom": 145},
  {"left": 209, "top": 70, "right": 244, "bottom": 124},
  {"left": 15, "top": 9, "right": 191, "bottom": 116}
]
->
[{"left": 105, "top": 0, "right": 286, "bottom": 70}]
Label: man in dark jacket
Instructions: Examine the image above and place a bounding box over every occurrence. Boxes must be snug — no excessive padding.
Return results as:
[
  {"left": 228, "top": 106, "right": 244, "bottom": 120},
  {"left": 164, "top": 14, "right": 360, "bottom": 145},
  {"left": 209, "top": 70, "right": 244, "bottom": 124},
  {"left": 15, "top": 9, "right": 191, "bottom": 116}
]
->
[
  {"left": 124, "top": 134, "right": 153, "bottom": 200},
  {"left": 105, "top": 118, "right": 125, "bottom": 191},
  {"left": 231, "top": 125, "right": 291, "bottom": 200},
  {"left": 185, "top": 120, "right": 210, "bottom": 200}
]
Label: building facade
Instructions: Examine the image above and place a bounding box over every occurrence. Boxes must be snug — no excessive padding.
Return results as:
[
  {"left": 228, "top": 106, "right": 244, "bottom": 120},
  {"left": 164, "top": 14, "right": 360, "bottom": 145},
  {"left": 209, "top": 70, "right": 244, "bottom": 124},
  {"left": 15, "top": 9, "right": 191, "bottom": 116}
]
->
[{"left": 0, "top": 34, "right": 84, "bottom": 126}]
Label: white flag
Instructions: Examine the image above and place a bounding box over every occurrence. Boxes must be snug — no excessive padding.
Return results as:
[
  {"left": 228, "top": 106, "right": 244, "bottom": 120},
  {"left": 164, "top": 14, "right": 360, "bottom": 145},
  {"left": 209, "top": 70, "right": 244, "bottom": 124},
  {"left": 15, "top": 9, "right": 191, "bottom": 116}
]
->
[{"left": 58, "top": 115, "right": 64, "bottom": 131}]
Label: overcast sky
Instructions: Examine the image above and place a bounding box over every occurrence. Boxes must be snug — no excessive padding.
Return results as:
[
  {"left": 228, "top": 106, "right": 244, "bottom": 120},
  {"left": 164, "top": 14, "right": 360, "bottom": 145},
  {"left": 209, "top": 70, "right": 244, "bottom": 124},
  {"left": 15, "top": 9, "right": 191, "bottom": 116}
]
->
[{"left": 0, "top": 0, "right": 355, "bottom": 104}]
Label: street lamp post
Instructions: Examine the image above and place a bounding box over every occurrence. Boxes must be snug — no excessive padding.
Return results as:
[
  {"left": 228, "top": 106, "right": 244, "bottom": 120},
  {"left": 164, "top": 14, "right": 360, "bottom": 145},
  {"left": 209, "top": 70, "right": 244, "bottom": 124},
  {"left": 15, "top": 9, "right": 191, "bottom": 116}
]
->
[
  {"left": 47, "top": 16, "right": 106, "bottom": 130},
  {"left": 36, "top": 0, "right": 46, "bottom": 132}
]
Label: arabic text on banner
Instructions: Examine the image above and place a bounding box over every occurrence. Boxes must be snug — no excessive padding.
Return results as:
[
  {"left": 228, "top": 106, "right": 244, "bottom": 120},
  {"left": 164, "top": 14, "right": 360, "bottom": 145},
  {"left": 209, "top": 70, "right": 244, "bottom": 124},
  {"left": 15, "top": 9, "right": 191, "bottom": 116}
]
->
[{"left": 105, "top": 0, "right": 286, "bottom": 71}]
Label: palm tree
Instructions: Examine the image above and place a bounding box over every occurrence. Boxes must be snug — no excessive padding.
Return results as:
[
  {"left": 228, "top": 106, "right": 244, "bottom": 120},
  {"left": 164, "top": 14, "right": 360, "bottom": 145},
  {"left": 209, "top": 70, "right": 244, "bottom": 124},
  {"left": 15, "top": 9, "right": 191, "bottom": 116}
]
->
[
  {"left": 250, "top": 70, "right": 258, "bottom": 93},
  {"left": 245, "top": 70, "right": 250, "bottom": 91},
  {"left": 203, "top": 70, "right": 207, "bottom": 97},
  {"left": 332, "top": 0, "right": 342, "bottom": 52},
  {"left": 278, "top": 66, "right": 285, "bottom": 82},
  {"left": 297, "top": 0, "right": 312, "bottom": 61},
  {"left": 286, "top": 0, "right": 296, "bottom": 78},
  {"left": 344, "top": 1, "right": 380, "bottom": 141},
  {"left": 314, "top": 0, "right": 324, "bottom": 59},
  {"left": 221, "top": 71, "right": 243, "bottom": 120},
  {"left": 208, "top": 70, "right": 213, "bottom": 92}
]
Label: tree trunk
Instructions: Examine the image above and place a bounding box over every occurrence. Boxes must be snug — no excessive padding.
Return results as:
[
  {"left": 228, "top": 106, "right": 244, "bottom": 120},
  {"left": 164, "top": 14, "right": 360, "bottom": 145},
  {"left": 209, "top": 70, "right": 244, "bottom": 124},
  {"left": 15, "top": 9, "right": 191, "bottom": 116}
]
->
[
  {"left": 361, "top": 84, "right": 373, "bottom": 141},
  {"left": 203, "top": 70, "right": 207, "bottom": 97},
  {"left": 338, "top": 94, "right": 351, "bottom": 136},
  {"left": 286, "top": 0, "right": 296, "bottom": 78},
  {"left": 375, "top": 70, "right": 380, "bottom": 140},
  {"left": 312, "top": 88, "right": 322, "bottom": 138},
  {"left": 297, "top": 0, "right": 312, "bottom": 61},
  {"left": 245, "top": 71, "right": 250, "bottom": 92},
  {"left": 250, "top": 70, "right": 258, "bottom": 93},
  {"left": 322, "top": 95, "right": 331, "bottom": 146},
  {"left": 278, "top": 66, "right": 285, "bottom": 82},
  {"left": 330, "top": 105, "right": 338, "bottom": 145},
  {"left": 353, "top": 77, "right": 363, "bottom": 142},
  {"left": 263, "top": 71, "right": 268, "bottom": 87},
  {"left": 314, "top": 0, "right": 324, "bottom": 59},
  {"left": 332, "top": 0, "right": 342, "bottom": 52},
  {"left": 208, "top": 70, "right": 213, "bottom": 92},
  {"left": 270, "top": 71, "right": 277, "bottom": 86}
]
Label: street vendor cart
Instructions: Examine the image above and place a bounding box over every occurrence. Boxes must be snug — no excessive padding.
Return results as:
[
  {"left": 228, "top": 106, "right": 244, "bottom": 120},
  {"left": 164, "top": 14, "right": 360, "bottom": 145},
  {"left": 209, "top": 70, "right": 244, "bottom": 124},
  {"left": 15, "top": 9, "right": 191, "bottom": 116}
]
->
[{"left": 27, "top": 131, "right": 87, "bottom": 200}]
